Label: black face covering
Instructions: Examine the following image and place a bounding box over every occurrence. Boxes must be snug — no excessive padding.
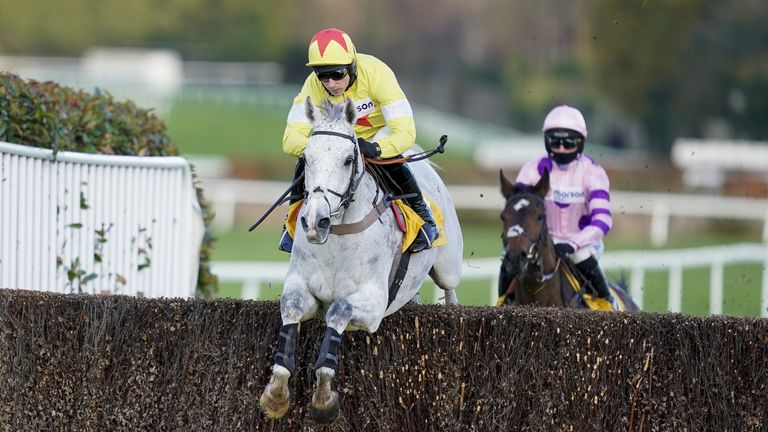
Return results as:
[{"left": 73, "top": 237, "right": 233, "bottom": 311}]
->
[
  {"left": 545, "top": 128, "right": 584, "bottom": 165},
  {"left": 550, "top": 151, "right": 579, "bottom": 165}
]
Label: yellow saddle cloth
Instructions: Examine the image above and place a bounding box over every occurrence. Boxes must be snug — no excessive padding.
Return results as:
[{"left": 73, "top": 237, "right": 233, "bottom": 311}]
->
[
  {"left": 582, "top": 288, "right": 626, "bottom": 311},
  {"left": 562, "top": 265, "right": 624, "bottom": 311},
  {"left": 284, "top": 196, "right": 447, "bottom": 253},
  {"left": 393, "top": 196, "right": 447, "bottom": 253}
]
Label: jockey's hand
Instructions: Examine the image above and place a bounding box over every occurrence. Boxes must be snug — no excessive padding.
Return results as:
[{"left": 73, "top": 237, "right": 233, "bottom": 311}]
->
[
  {"left": 554, "top": 243, "right": 575, "bottom": 257},
  {"left": 357, "top": 137, "right": 381, "bottom": 159}
]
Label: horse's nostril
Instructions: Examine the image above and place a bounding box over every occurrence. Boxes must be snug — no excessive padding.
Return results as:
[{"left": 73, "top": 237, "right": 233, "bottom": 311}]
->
[
  {"left": 318, "top": 218, "right": 330, "bottom": 229},
  {"left": 300, "top": 217, "right": 308, "bottom": 230}
]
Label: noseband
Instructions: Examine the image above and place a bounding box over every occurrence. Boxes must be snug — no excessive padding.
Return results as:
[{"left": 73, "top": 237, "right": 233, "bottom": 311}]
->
[{"left": 309, "top": 130, "right": 366, "bottom": 218}]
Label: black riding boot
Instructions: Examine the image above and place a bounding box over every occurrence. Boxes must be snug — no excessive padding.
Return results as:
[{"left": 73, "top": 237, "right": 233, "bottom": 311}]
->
[
  {"left": 381, "top": 162, "right": 439, "bottom": 252},
  {"left": 278, "top": 157, "right": 306, "bottom": 253},
  {"left": 576, "top": 256, "right": 619, "bottom": 310}
]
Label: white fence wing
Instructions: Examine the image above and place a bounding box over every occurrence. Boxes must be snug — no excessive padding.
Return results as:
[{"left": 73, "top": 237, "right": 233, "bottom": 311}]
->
[{"left": 0, "top": 141, "right": 204, "bottom": 298}]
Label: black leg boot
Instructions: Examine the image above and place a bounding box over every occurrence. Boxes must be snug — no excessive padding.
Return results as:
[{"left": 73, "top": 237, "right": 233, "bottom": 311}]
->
[
  {"left": 279, "top": 157, "right": 306, "bottom": 253},
  {"left": 576, "top": 257, "right": 620, "bottom": 310},
  {"left": 497, "top": 255, "right": 517, "bottom": 305},
  {"left": 381, "top": 162, "right": 439, "bottom": 252}
]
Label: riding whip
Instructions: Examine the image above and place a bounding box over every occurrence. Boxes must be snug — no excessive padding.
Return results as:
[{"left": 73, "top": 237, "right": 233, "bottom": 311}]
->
[{"left": 247, "top": 172, "right": 305, "bottom": 232}]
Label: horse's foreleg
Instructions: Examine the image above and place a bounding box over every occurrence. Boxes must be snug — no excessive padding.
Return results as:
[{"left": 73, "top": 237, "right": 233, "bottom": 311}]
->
[
  {"left": 309, "top": 299, "right": 351, "bottom": 424},
  {"left": 260, "top": 363, "right": 292, "bottom": 419},
  {"left": 260, "top": 287, "right": 317, "bottom": 419},
  {"left": 259, "top": 322, "right": 297, "bottom": 419}
]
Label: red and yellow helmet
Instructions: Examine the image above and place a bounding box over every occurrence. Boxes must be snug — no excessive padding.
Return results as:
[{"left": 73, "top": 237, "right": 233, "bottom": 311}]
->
[{"left": 306, "top": 28, "right": 356, "bottom": 67}]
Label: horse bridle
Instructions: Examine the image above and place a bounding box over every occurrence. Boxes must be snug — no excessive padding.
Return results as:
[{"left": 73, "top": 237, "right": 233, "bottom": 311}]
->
[
  {"left": 503, "top": 194, "right": 557, "bottom": 283},
  {"left": 308, "top": 130, "right": 366, "bottom": 218}
]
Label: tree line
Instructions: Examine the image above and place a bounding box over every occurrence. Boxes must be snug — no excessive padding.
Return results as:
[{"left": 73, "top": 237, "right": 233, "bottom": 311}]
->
[{"left": 1, "top": 0, "right": 766, "bottom": 153}]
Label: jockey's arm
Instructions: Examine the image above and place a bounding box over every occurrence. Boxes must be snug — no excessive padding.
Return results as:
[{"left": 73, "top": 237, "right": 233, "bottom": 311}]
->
[
  {"left": 570, "top": 164, "right": 613, "bottom": 248},
  {"left": 282, "top": 75, "right": 317, "bottom": 157},
  {"left": 368, "top": 66, "right": 416, "bottom": 158}
]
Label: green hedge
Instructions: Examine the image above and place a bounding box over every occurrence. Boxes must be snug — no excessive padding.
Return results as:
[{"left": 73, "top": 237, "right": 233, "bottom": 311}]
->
[
  {"left": 1, "top": 289, "right": 765, "bottom": 431},
  {"left": 0, "top": 72, "right": 217, "bottom": 297}
]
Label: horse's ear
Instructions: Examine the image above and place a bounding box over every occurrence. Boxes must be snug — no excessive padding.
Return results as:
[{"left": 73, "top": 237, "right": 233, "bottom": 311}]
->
[
  {"left": 500, "top": 170, "right": 515, "bottom": 199},
  {"left": 534, "top": 169, "right": 550, "bottom": 198},
  {"left": 343, "top": 98, "right": 356, "bottom": 125},
  {"left": 305, "top": 96, "right": 316, "bottom": 124}
]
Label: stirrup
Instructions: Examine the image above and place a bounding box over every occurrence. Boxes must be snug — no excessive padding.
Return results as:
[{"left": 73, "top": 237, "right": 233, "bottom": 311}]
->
[
  {"left": 411, "top": 223, "right": 439, "bottom": 253},
  {"left": 608, "top": 295, "right": 621, "bottom": 311},
  {"left": 278, "top": 229, "right": 293, "bottom": 253}
]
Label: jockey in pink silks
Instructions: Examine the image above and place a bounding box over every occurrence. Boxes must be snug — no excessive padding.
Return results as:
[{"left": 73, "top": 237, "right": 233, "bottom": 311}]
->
[{"left": 500, "top": 105, "right": 619, "bottom": 310}]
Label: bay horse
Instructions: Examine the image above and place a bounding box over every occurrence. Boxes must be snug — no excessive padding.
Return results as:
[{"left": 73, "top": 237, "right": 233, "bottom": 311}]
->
[
  {"left": 498, "top": 169, "right": 639, "bottom": 311},
  {"left": 260, "top": 98, "right": 463, "bottom": 424}
]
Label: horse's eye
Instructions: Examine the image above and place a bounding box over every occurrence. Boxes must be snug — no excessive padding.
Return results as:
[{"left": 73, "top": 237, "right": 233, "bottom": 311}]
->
[{"left": 344, "top": 156, "right": 353, "bottom": 166}]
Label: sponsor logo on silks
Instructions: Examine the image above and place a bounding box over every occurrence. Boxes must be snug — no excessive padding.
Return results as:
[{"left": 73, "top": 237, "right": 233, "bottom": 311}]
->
[
  {"left": 355, "top": 98, "right": 375, "bottom": 127},
  {"left": 552, "top": 186, "right": 585, "bottom": 204}
]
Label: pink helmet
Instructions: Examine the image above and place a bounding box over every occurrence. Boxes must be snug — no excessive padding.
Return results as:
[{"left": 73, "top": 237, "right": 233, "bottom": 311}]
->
[{"left": 542, "top": 105, "right": 588, "bottom": 138}]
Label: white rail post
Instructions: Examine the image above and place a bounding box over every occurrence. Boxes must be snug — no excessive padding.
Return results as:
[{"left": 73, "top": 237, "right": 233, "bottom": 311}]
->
[
  {"left": 630, "top": 266, "right": 645, "bottom": 310},
  {"left": 668, "top": 265, "right": 684, "bottom": 313},
  {"left": 242, "top": 280, "right": 262, "bottom": 300},
  {"left": 709, "top": 261, "right": 724, "bottom": 315},
  {"left": 489, "top": 273, "right": 499, "bottom": 306}
]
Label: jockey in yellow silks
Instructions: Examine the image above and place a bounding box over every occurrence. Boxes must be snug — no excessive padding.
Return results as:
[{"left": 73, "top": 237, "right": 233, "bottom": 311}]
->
[{"left": 278, "top": 28, "right": 439, "bottom": 254}]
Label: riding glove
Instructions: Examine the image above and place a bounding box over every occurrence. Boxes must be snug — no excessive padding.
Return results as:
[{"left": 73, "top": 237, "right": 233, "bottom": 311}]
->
[
  {"left": 554, "top": 243, "right": 575, "bottom": 257},
  {"left": 357, "top": 137, "right": 381, "bottom": 159}
]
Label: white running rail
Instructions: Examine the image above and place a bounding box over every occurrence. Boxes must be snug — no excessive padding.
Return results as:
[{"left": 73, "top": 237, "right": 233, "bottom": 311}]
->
[
  {"left": 212, "top": 243, "right": 768, "bottom": 317},
  {"left": 0, "top": 141, "right": 205, "bottom": 298},
  {"left": 198, "top": 178, "right": 768, "bottom": 247}
]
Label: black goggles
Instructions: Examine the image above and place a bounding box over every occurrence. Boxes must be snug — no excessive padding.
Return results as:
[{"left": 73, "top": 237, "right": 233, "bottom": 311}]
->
[
  {"left": 545, "top": 130, "right": 583, "bottom": 150},
  {"left": 315, "top": 67, "right": 348, "bottom": 82}
]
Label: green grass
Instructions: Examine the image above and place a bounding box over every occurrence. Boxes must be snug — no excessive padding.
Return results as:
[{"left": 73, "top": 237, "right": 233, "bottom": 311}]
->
[
  {"left": 167, "top": 101, "right": 289, "bottom": 157},
  {"left": 166, "top": 99, "right": 474, "bottom": 162}
]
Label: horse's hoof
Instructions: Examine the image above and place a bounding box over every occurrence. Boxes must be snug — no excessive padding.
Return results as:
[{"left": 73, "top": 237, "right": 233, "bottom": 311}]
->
[
  {"left": 259, "top": 387, "right": 290, "bottom": 419},
  {"left": 309, "top": 390, "right": 340, "bottom": 424}
]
